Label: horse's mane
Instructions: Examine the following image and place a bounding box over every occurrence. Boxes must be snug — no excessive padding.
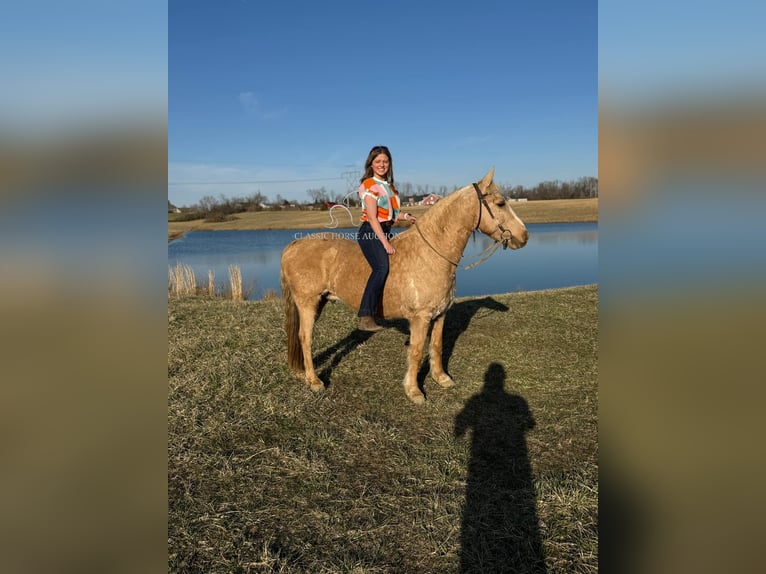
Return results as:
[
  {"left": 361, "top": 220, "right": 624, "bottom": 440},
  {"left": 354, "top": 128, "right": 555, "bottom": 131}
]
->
[{"left": 393, "top": 183, "right": 475, "bottom": 243}]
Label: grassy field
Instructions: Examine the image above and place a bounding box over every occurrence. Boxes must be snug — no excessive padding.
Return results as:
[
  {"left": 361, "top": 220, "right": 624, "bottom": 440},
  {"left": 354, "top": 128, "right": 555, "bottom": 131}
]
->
[
  {"left": 168, "top": 285, "right": 598, "bottom": 572},
  {"left": 168, "top": 198, "right": 598, "bottom": 241}
]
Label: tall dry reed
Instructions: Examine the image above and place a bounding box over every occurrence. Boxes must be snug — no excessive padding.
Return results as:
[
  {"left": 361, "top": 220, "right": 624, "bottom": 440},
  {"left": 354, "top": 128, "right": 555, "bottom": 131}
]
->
[
  {"left": 168, "top": 263, "right": 249, "bottom": 301},
  {"left": 168, "top": 263, "right": 197, "bottom": 297},
  {"left": 229, "top": 265, "right": 243, "bottom": 302},
  {"left": 207, "top": 270, "right": 215, "bottom": 297}
]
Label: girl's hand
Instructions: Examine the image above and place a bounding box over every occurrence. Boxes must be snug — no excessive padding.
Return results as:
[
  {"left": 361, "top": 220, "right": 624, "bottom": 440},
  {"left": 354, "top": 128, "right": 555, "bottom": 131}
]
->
[{"left": 383, "top": 241, "right": 396, "bottom": 255}]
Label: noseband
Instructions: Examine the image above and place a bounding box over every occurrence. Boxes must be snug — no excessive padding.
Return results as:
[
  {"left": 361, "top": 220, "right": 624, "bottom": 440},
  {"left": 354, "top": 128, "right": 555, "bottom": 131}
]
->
[{"left": 472, "top": 183, "right": 514, "bottom": 249}]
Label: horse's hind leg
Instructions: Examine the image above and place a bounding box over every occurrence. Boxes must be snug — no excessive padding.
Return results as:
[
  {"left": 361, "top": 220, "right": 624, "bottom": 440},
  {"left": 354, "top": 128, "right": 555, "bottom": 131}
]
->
[
  {"left": 428, "top": 314, "right": 455, "bottom": 388},
  {"left": 297, "top": 299, "right": 324, "bottom": 392}
]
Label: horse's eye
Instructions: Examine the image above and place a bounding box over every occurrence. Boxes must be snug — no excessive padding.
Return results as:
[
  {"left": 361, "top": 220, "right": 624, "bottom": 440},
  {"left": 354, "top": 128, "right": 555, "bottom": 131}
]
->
[{"left": 495, "top": 199, "right": 506, "bottom": 207}]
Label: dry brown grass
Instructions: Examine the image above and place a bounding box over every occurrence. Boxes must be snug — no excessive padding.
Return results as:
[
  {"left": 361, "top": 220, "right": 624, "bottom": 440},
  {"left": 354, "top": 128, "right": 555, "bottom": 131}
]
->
[
  {"left": 512, "top": 198, "right": 598, "bottom": 224},
  {"left": 168, "top": 285, "right": 598, "bottom": 572}
]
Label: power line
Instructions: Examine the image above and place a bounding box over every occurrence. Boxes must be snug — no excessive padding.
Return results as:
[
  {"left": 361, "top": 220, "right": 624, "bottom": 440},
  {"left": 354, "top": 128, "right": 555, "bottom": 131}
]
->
[{"left": 168, "top": 177, "right": 345, "bottom": 186}]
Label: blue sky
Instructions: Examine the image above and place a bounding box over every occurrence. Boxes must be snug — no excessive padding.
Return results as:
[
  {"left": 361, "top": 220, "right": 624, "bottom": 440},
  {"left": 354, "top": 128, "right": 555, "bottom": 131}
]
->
[{"left": 169, "top": 0, "right": 597, "bottom": 205}]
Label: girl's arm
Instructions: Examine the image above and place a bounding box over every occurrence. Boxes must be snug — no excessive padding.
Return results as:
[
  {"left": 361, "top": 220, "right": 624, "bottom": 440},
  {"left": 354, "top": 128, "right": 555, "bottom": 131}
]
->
[{"left": 364, "top": 195, "right": 395, "bottom": 254}]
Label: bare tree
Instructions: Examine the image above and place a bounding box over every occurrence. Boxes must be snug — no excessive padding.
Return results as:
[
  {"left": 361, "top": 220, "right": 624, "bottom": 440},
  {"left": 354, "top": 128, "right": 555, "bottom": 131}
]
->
[{"left": 306, "top": 187, "right": 329, "bottom": 205}]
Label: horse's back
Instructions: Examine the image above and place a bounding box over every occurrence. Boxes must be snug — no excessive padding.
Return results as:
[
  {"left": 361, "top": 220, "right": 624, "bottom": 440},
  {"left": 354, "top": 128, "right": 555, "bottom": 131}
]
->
[
  {"left": 281, "top": 233, "right": 369, "bottom": 305},
  {"left": 280, "top": 228, "right": 454, "bottom": 319},
  {"left": 281, "top": 233, "right": 361, "bottom": 273}
]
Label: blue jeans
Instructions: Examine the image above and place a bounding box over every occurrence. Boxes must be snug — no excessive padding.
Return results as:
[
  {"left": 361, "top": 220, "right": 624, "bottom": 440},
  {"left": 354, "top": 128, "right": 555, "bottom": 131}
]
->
[{"left": 357, "top": 221, "right": 393, "bottom": 317}]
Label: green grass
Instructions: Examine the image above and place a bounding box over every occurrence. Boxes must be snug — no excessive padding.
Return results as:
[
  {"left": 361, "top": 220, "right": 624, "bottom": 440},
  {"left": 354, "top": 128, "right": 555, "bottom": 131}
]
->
[{"left": 168, "top": 285, "right": 598, "bottom": 573}]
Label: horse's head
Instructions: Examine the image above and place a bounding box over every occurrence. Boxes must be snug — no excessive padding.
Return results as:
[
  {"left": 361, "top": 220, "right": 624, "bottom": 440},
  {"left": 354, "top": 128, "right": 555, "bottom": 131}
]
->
[{"left": 473, "top": 168, "right": 529, "bottom": 249}]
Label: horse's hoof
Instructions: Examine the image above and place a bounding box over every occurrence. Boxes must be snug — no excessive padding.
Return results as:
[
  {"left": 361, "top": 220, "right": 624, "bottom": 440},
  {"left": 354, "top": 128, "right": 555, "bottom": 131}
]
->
[
  {"left": 406, "top": 391, "right": 426, "bottom": 405},
  {"left": 307, "top": 380, "right": 325, "bottom": 393},
  {"left": 433, "top": 375, "right": 455, "bottom": 388}
]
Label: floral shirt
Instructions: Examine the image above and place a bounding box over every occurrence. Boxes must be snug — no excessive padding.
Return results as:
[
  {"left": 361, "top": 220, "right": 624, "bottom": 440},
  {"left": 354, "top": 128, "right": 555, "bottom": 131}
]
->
[{"left": 358, "top": 177, "right": 400, "bottom": 223}]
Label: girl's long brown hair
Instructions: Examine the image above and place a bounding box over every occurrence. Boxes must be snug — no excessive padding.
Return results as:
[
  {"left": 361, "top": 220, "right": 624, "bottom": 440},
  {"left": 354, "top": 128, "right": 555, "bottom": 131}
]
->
[{"left": 361, "top": 145, "right": 396, "bottom": 190}]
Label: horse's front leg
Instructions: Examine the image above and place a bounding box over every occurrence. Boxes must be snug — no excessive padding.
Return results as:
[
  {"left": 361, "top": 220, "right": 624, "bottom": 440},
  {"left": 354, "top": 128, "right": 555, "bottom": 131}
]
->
[
  {"left": 428, "top": 313, "right": 455, "bottom": 388},
  {"left": 403, "top": 315, "right": 429, "bottom": 404}
]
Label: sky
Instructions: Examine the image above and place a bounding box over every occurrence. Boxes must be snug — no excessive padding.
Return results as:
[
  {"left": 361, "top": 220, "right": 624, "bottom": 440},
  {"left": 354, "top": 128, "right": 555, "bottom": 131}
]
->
[{"left": 168, "top": 0, "right": 597, "bottom": 206}]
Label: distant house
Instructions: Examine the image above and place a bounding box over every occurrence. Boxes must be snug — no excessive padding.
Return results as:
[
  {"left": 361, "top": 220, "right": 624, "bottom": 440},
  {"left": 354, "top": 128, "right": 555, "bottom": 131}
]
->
[
  {"left": 420, "top": 193, "right": 442, "bottom": 206},
  {"left": 168, "top": 200, "right": 181, "bottom": 213}
]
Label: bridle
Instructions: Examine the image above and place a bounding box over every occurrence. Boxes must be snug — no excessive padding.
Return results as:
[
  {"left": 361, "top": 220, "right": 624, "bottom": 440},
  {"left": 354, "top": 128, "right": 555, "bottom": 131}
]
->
[
  {"left": 412, "top": 182, "right": 516, "bottom": 269},
  {"left": 472, "top": 182, "right": 514, "bottom": 249}
]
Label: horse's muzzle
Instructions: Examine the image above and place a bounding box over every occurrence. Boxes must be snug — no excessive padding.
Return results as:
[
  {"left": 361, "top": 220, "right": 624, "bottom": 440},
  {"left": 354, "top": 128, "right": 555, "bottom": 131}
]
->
[{"left": 504, "top": 227, "right": 529, "bottom": 250}]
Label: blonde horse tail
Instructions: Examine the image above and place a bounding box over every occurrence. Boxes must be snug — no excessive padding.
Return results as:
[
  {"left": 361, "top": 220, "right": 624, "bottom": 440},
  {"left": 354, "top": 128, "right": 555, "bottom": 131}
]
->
[{"left": 282, "top": 272, "right": 305, "bottom": 373}]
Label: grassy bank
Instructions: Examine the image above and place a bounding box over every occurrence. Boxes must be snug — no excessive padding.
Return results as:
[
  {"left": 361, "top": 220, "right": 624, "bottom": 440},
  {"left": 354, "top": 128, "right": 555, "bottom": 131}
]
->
[
  {"left": 168, "top": 285, "right": 598, "bottom": 572},
  {"left": 168, "top": 198, "right": 598, "bottom": 241}
]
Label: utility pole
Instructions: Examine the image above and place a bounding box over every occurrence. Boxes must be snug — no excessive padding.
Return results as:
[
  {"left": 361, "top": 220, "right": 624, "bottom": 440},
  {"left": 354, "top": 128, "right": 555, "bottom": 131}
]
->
[{"left": 341, "top": 168, "right": 361, "bottom": 206}]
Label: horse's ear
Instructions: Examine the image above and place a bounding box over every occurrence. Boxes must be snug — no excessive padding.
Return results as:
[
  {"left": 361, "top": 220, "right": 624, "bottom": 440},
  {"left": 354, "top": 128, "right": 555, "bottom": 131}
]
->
[{"left": 479, "top": 167, "right": 495, "bottom": 190}]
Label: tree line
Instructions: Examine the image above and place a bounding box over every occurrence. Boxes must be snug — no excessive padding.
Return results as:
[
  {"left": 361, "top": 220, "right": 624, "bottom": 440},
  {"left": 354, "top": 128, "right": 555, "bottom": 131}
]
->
[
  {"left": 171, "top": 176, "right": 597, "bottom": 222},
  {"left": 501, "top": 176, "right": 598, "bottom": 200}
]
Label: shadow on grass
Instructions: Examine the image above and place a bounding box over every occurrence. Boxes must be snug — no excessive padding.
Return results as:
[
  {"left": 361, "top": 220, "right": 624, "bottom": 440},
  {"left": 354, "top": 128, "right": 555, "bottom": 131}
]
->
[
  {"left": 441, "top": 297, "right": 509, "bottom": 369},
  {"left": 414, "top": 296, "right": 510, "bottom": 386},
  {"left": 314, "top": 328, "right": 374, "bottom": 386},
  {"left": 313, "top": 297, "right": 508, "bottom": 391},
  {"left": 454, "top": 362, "right": 547, "bottom": 573}
]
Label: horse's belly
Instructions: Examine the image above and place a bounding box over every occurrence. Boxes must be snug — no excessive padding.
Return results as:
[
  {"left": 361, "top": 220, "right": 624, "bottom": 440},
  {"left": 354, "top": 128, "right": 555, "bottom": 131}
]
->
[{"left": 382, "top": 267, "right": 456, "bottom": 319}]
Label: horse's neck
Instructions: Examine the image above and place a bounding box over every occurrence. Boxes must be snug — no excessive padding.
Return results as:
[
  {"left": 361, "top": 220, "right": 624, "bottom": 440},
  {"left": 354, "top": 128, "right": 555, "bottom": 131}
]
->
[{"left": 416, "top": 187, "right": 477, "bottom": 263}]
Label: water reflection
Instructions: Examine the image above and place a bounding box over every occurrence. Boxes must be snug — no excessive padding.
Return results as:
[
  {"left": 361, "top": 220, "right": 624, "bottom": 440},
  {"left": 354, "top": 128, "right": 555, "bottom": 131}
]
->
[{"left": 167, "top": 223, "right": 597, "bottom": 299}]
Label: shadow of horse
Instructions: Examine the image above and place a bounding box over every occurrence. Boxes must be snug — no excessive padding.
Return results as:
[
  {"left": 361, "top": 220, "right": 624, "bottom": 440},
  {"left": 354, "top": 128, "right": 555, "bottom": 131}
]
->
[
  {"left": 454, "top": 362, "right": 547, "bottom": 573},
  {"left": 311, "top": 296, "right": 508, "bottom": 392},
  {"left": 313, "top": 328, "right": 374, "bottom": 387},
  {"left": 412, "top": 297, "right": 510, "bottom": 390},
  {"left": 441, "top": 296, "right": 509, "bottom": 370}
]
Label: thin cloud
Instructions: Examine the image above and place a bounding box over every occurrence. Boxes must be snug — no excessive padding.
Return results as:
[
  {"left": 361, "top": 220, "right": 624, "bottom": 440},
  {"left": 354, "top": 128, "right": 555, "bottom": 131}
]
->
[
  {"left": 238, "top": 91, "right": 258, "bottom": 111},
  {"left": 238, "top": 91, "right": 287, "bottom": 119}
]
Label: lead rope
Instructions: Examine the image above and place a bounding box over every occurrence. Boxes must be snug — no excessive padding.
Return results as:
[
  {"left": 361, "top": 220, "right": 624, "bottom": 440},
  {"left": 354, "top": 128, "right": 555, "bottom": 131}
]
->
[{"left": 463, "top": 241, "right": 502, "bottom": 270}]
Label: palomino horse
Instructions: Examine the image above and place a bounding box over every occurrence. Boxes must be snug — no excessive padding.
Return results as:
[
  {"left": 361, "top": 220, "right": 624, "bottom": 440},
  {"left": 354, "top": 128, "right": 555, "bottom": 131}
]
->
[{"left": 280, "top": 168, "right": 528, "bottom": 403}]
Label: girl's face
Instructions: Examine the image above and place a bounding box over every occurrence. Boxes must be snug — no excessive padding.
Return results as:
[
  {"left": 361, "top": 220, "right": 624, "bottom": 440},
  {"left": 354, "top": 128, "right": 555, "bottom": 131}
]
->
[{"left": 371, "top": 153, "right": 390, "bottom": 179}]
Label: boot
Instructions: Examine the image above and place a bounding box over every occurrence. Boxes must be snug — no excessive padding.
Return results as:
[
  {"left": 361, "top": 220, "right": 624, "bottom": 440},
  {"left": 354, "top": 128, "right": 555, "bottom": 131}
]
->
[{"left": 358, "top": 316, "right": 384, "bottom": 332}]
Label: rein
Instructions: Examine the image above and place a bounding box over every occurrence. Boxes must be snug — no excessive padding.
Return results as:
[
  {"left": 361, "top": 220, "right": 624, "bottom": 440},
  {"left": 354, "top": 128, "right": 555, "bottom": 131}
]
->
[
  {"left": 414, "top": 221, "right": 461, "bottom": 267},
  {"left": 412, "top": 182, "right": 515, "bottom": 270}
]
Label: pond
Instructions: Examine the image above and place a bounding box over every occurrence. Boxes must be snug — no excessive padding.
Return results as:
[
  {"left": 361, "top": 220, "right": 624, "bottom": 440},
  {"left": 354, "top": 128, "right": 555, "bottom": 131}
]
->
[{"left": 168, "top": 222, "right": 597, "bottom": 300}]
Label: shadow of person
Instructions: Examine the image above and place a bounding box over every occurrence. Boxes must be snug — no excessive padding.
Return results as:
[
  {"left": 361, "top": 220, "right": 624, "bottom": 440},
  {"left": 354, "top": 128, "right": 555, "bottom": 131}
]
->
[{"left": 454, "top": 363, "right": 547, "bottom": 573}]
